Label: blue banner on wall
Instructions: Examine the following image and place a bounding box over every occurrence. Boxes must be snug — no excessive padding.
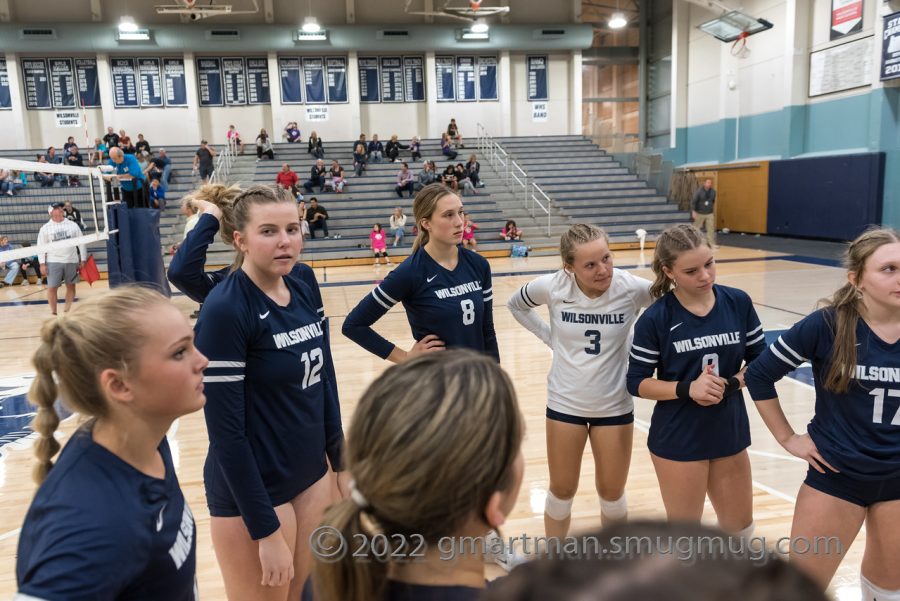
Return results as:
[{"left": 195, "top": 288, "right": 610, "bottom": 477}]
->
[
  {"left": 48, "top": 58, "right": 76, "bottom": 108},
  {"left": 478, "top": 56, "right": 498, "bottom": 101},
  {"left": 163, "top": 58, "right": 187, "bottom": 106},
  {"left": 403, "top": 56, "right": 425, "bottom": 102},
  {"left": 279, "top": 57, "right": 302, "bottom": 104},
  {"left": 0, "top": 59, "right": 10, "bottom": 109},
  {"left": 245, "top": 57, "right": 270, "bottom": 105},
  {"left": 435, "top": 56, "right": 455, "bottom": 102},
  {"left": 526, "top": 55, "right": 548, "bottom": 101},
  {"left": 22, "top": 59, "right": 52, "bottom": 109},
  {"left": 222, "top": 57, "right": 247, "bottom": 105},
  {"left": 455, "top": 56, "right": 476, "bottom": 102},
  {"left": 380, "top": 57, "right": 403, "bottom": 103},
  {"left": 75, "top": 58, "right": 100, "bottom": 108},
  {"left": 358, "top": 57, "right": 380, "bottom": 103},
  {"left": 111, "top": 58, "right": 140, "bottom": 108},
  {"left": 882, "top": 11, "right": 900, "bottom": 81},
  {"left": 326, "top": 57, "right": 348, "bottom": 103},
  {"left": 303, "top": 57, "right": 327, "bottom": 104},
  {"left": 137, "top": 58, "right": 163, "bottom": 107},
  {"left": 196, "top": 57, "right": 224, "bottom": 107}
]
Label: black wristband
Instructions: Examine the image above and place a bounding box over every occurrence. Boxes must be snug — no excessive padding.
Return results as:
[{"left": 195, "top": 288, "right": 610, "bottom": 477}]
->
[
  {"left": 675, "top": 380, "right": 692, "bottom": 401},
  {"left": 724, "top": 376, "right": 741, "bottom": 395}
]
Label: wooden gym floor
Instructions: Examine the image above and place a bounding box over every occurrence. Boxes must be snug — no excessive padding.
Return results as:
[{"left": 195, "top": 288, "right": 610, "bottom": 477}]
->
[{"left": 0, "top": 245, "right": 863, "bottom": 600}]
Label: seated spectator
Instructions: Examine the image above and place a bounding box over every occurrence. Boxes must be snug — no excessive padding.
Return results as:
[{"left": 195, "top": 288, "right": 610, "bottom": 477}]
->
[
  {"left": 135, "top": 133, "right": 151, "bottom": 156},
  {"left": 308, "top": 131, "right": 324, "bottom": 159},
  {"left": 119, "top": 134, "right": 135, "bottom": 154},
  {"left": 462, "top": 212, "right": 478, "bottom": 248},
  {"left": 89, "top": 138, "right": 107, "bottom": 165},
  {"left": 65, "top": 146, "right": 84, "bottom": 186},
  {"left": 305, "top": 197, "right": 329, "bottom": 238},
  {"left": 148, "top": 179, "right": 166, "bottom": 210},
  {"left": 63, "top": 136, "right": 77, "bottom": 156},
  {"left": 352, "top": 133, "right": 367, "bottom": 153},
  {"left": 182, "top": 195, "right": 200, "bottom": 238},
  {"left": 284, "top": 121, "right": 301, "bottom": 143},
  {"left": 414, "top": 160, "right": 436, "bottom": 191},
  {"left": 385, "top": 134, "right": 408, "bottom": 163},
  {"left": 256, "top": 129, "right": 274, "bottom": 161},
  {"left": 106, "top": 147, "right": 148, "bottom": 208},
  {"left": 367, "top": 134, "right": 384, "bottom": 162},
  {"left": 353, "top": 142, "right": 367, "bottom": 176},
  {"left": 455, "top": 163, "right": 476, "bottom": 196},
  {"left": 276, "top": 163, "right": 300, "bottom": 196},
  {"left": 136, "top": 153, "right": 150, "bottom": 181},
  {"left": 441, "top": 133, "right": 458, "bottom": 160},
  {"left": 0, "top": 169, "right": 23, "bottom": 196},
  {"left": 441, "top": 164, "right": 459, "bottom": 192},
  {"left": 18, "top": 241, "right": 41, "bottom": 285},
  {"left": 193, "top": 140, "right": 217, "bottom": 184},
  {"left": 395, "top": 162, "right": 415, "bottom": 198},
  {"left": 64, "top": 200, "right": 86, "bottom": 231},
  {"left": 146, "top": 148, "right": 172, "bottom": 187},
  {"left": 102, "top": 127, "right": 119, "bottom": 150},
  {"left": 34, "top": 156, "right": 56, "bottom": 187},
  {"left": 370, "top": 223, "right": 390, "bottom": 265},
  {"left": 409, "top": 136, "right": 422, "bottom": 162},
  {"left": 297, "top": 200, "right": 310, "bottom": 238},
  {"left": 46, "top": 146, "right": 63, "bottom": 165},
  {"left": 0, "top": 234, "right": 20, "bottom": 287},
  {"left": 303, "top": 159, "right": 327, "bottom": 193},
  {"left": 389, "top": 207, "right": 406, "bottom": 247},
  {"left": 466, "top": 153, "right": 483, "bottom": 188},
  {"left": 227, "top": 124, "right": 245, "bottom": 154},
  {"left": 501, "top": 220, "right": 522, "bottom": 241},
  {"left": 447, "top": 118, "right": 464, "bottom": 147},
  {"left": 326, "top": 160, "right": 346, "bottom": 193}
]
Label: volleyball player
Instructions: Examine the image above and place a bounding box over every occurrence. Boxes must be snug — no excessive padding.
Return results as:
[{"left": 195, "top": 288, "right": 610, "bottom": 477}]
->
[
  {"left": 745, "top": 227, "right": 900, "bottom": 599},
  {"left": 342, "top": 183, "right": 499, "bottom": 362},
  {"left": 626, "top": 224, "right": 766, "bottom": 537},
  {"left": 193, "top": 185, "right": 344, "bottom": 600},
  {"left": 313, "top": 350, "right": 524, "bottom": 601},
  {"left": 508, "top": 224, "right": 651, "bottom": 537},
  {"left": 16, "top": 287, "right": 207, "bottom": 600}
]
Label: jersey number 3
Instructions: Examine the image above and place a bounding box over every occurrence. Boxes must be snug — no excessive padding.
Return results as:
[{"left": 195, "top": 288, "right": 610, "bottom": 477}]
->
[
  {"left": 584, "top": 330, "right": 601, "bottom": 355},
  {"left": 300, "top": 348, "right": 324, "bottom": 389},
  {"left": 870, "top": 388, "right": 900, "bottom": 425}
]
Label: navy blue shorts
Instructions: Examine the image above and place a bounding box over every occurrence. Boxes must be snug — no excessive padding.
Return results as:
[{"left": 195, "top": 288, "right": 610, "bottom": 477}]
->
[
  {"left": 804, "top": 466, "right": 900, "bottom": 507},
  {"left": 546, "top": 408, "right": 634, "bottom": 427}
]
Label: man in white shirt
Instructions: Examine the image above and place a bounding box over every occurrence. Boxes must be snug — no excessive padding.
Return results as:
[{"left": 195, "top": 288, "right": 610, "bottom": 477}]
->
[{"left": 37, "top": 202, "right": 86, "bottom": 315}]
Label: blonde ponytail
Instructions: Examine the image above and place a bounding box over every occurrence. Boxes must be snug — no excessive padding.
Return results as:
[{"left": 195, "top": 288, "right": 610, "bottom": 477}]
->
[
  {"left": 649, "top": 224, "right": 708, "bottom": 299},
  {"left": 29, "top": 320, "right": 62, "bottom": 484}
]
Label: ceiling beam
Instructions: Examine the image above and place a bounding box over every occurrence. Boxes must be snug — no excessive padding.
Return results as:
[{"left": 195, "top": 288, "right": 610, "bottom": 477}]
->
[
  {"left": 89, "top": 0, "right": 102, "bottom": 22},
  {"left": 346, "top": 0, "right": 355, "bottom": 24},
  {"left": 263, "top": 0, "right": 273, "bottom": 23},
  {"left": 0, "top": 0, "right": 12, "bottom": 22}
]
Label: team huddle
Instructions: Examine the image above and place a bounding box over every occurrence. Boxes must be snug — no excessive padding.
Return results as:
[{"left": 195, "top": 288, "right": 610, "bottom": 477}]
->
[{"left": 13, "top": 181, "right": 900, "bottom": 601}]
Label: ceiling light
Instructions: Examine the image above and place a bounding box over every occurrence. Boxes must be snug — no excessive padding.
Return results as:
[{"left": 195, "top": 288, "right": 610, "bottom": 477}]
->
[
  {"left": 302, "top": 16, "right": 321, "bottom": 33},
  {"left": 471, "top": 19, "right": 489, "bottom": 33},
  {"left": 609, "top": 12, "right": 627, "bottom": 29},
  {"left": 116, "top": 28, "right": 151, "bottom": 41},
  {"left": 119, "top": 16, "right": 139, "bottom": 32}
]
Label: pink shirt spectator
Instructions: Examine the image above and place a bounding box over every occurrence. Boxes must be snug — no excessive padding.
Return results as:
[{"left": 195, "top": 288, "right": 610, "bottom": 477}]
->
[
  {"left": 370, "top": 230, "right": 387, "bottom": 251},
  {"left": 462, "top": 222, "right": 478, "bottom": 241}
]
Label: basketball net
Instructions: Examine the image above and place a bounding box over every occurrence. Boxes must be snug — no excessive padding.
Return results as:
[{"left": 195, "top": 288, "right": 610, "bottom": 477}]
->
[{"left": 731, "top": 32, "right": 751, "bottom": 59}]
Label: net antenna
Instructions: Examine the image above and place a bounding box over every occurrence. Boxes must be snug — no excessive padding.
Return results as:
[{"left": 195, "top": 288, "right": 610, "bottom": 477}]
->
[{"left": 0, "top": 158, "right": 112, "bottom": 264}]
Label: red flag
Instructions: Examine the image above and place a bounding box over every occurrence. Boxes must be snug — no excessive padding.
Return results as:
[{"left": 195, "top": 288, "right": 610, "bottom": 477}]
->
[{"left": 79, "top": 255, "right": 100, "bottom": 286}]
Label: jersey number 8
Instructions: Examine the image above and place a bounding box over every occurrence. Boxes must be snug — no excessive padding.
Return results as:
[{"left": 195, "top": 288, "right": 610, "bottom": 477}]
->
[
  {"left": 461, "top": 299, "right": 475, "bottom": 326},
  {"left": 300, "top": 348, "right": 324, "bottom": 389}
]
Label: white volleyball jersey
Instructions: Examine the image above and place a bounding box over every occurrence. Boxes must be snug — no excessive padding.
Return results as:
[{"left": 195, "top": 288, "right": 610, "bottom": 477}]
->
[{"left": 508, "top": 268, "right": 651, "bottom": 417}]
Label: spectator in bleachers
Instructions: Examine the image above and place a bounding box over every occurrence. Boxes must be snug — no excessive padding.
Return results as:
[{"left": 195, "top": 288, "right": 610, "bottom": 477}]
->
[
  {"left": 308, "top": 131, "right": 325, "bottom": 159},
  {"left": 353, "top": 141, "right": 368, "bottom": 176},
  {"left": 119, "top": 133, "right": 136, "bottom": 155},
  {"left": 34, "top": 156, "right": 56, "bottom": 187},
  {"left": 136, "top": 152, "right": 150, "bottom": 174},
  {"left": 461, "top": 212, "right": 478, "bottom": 248},
  {"left": 327, "top": 160, "right": 346, "bottom": 193},
  {"left": 414, "top": 160, "right": 436, "bottom": 191},
  {"left": 368, "top": 134, "right": 384, "bottom": 163},
  {"left": 389, "top": 207, "right": 406, "bottom": 247},
  {"left": 297, "top": 200, "right": 310, "bottom": 238},
  {"left": 37, "top": 201, "right": 86, "bottom": 315},
  {"left": 409, "top": 136, "right": 422, "bottom": 162},
  {"left": 193, "top": 140, "right": 217, "bottom": 184},
  {"left": 447, "top": 118, "right": 464, "bottom": 148},
  {"left": 441, "top": 164, "right": 459, "bottom": 192},
  {"left": 63, "top": 200, "right": 86, "bottom": 231},
  {"left": 0, "top": 169, "right": 23, "bottom": 196},
  {"left": 63, "top": 136, "right": 77, "bottom": 156},
  {"left": 395, "top": 162, "right": 415, "bottom": 198},
  {"left": 466, "top": 153, "right": 483, "bottom": 188},
  {"left": 500, "top": 220, "right": 522, "bottom": 241},
  {"left": 46, "top": 146, "right": 63, "bottom": 165},
  {"left": 182, "top": 195, "right": 201, "bottom": 237},
  {"left": 284, "top": 121, "right": 301, "bottom": 143},
  {"left": 303, "top": 159, "right": 327, "bottom": 193},
  {"left": 385, "top": 134, "right": 408, "bottom": 163},
  {"left": 454, "top": 163, "right": 476, "bottom": 196},
  {"left": 18, "top": 242, "right": 40, "bottom": 285},
  {"left": 353, "top": 133, "right": 367, "bottom": 152},
  {"left": 227, "top": 125, "right": 246, "bottom": 154},
  {"left": 145, "top": 148, "right": 172, "bottom": 187},
  {"left": 107, "top": 147, "right": 148, "bottom": 208},
  {"left": 370, "top": 223, "right": 390, "bottom": 265},
  {"left": 89, "top": 138, "right": 107, "bottom": 166},
  {"left": 0, "top": 234, "right": 19, "bottom": 287},
  {"left": 149, "top": 179, "right": 166, "bottom": 210},
  {"left": 255, "top": 128, "right": 275, "bottom": 161},
  {"left": 102, "top": 126, "right": 119, "bottom": 150},
  {"left": 305, "top": 197, "right": 330, "bottom": 238},
  {"left": 276, "top": 163, "right": 300, "bottom": 197},
  {"left": 135, "top": 133, "right": 151, "bottom": 156},
  {"left": 65, "top": 146, "right": 84, "bottom": 186},
  {"left": 441, "top": 133, "right": 458, "bottom": 160}
]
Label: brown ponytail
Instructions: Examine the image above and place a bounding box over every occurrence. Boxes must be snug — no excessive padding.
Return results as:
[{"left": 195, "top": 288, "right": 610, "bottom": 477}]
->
[
  {"left": 30, "top": 320, "right": 63, "bottom": 484},
  {"left": 649, "top": 224, "right": 708, "bottom": 299}
]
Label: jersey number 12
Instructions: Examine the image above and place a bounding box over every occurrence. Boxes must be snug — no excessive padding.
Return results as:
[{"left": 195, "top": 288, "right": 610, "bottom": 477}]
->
[{"left": 300, "top": 348, "right": 323, "bottom": 389}]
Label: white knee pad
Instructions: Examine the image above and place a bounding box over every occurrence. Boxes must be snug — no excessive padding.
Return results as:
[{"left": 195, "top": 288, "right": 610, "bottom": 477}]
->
[
  {"left": 722, "top": 520, "right": 755, "bottom": 542},
  {"left": 544, "top": 491, "right": 573, "bottom": 521},
  {"left": 861, "top": 573, "right": 900, "bottom": 601},
  {"left": 600, "top": 494, "right": 628, "bottom": 520}
]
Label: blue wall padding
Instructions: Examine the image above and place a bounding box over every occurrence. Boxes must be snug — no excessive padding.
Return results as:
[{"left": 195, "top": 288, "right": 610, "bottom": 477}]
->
[{"left": 106, "top": 205, "right": 171, "bottom": 295}]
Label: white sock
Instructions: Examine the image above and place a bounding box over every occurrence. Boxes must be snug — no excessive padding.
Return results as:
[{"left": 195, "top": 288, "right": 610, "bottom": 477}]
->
[{"left": 861, "top": 573, "right": 900, "bottom": 601}]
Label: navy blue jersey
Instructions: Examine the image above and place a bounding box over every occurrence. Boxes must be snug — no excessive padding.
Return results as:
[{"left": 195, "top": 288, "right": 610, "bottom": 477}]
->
[
  {"left": 745, "top": 309, "right": 900, "bottom": 480},
  {"left": 195, "top": 269, "right": 339, "bottom": 540},
  {"left": 17, "top": 428, "right": 197, "bottom": 601},
  {"left": 342, "top": 247, "right": 499, "bottom": 361},
  {"left": 384, "top": 581, "right": 482, "bottom": 601},
  {"left": 626, "top": 285, "right": 766, "bottom": 461}
]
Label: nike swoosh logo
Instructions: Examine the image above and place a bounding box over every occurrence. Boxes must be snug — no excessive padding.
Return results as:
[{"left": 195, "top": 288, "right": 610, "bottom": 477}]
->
[
  {"left": 259, "top": 311, "right": 270, "bottom": 319},
  {"left": 562, "top": 300, "right": 575, "bottom": 303},
  {"left": 156, "top": 503, "right": 167, "bottom": 532},
  {"left": 670, "top": 322, "right": 683, "bottom": 331},
  {"left": 426, "top": 275, "right": 437, "bottom": 282}
]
